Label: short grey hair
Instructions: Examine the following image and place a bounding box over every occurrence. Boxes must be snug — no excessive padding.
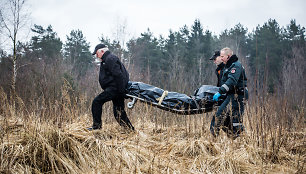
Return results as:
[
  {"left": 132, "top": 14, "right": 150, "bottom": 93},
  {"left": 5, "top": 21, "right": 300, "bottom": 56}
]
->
[{"left": 221, "top": 47, "right": 233, "bottom": 56}]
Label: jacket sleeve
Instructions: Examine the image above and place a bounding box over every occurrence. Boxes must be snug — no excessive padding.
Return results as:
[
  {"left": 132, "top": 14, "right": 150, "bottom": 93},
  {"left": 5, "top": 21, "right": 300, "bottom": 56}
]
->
[
  {"left": 219, "top": 63, "right": 242, "bottom": 94},
  {"left": 106, "top": 56, "right": 125, "bottom": 93}
]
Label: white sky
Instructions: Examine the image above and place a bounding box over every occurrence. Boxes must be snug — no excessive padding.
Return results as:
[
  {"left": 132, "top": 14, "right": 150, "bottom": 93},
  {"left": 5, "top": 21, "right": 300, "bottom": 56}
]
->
[{"left": 27, "top": 0, "right": 306, "bottom": 50}]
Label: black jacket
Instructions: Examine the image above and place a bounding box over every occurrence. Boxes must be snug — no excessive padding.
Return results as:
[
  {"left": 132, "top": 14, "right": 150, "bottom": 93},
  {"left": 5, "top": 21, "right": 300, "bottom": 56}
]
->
[
  {"left": 99, "top": 51, "right": 129, "bottom": 93},
  {"left": 219, "top": 55, "right": 247, "bottom": 94},
  {"left": 215, "top": 63, "right": 225, "bottom": 87}
]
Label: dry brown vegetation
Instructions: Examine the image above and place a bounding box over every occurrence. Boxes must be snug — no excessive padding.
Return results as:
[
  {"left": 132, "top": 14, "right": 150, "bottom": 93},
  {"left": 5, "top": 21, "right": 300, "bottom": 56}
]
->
[{"left": 0, "top": 86, "right": 305, "bottom": 174}]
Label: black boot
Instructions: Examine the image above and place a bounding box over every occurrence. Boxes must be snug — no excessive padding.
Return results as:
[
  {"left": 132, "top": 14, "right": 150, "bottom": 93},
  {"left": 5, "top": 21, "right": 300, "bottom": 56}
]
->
[
  {"left": 87, "top": 123, "right": 102, "bottom": 131},
  {"left": 210, "top": 115, "right": 224, "bottom": 137}
]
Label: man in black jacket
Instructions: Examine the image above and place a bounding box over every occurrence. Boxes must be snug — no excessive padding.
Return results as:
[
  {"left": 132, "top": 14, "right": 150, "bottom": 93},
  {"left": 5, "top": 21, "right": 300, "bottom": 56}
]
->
[
  {"left": 87, "top": 44, "right": 134, "bottom": 131},
  {"left": 211, "top": 47, "right": 247, "bottom": 138},
  {"left": 209, "top": 50, "right": 225, "bottom": 87}
]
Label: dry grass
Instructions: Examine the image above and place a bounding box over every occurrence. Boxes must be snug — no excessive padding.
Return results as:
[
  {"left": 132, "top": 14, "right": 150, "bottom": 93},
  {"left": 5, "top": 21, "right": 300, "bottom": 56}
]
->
[{"left": 0, "top": 87, "right": 305, "bottom": 173}]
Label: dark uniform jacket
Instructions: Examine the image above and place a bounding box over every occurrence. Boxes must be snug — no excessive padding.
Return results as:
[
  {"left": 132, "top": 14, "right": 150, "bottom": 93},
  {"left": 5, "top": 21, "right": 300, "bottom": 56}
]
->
[
  {"left": 99, "top": 51, "right": 129, "bottom": 93},
  {"left": 215, "top": 63, "right": 225, "bottom": 87},
  {"left": 218, "top": 55, "right": 247, "bottom": 95}
]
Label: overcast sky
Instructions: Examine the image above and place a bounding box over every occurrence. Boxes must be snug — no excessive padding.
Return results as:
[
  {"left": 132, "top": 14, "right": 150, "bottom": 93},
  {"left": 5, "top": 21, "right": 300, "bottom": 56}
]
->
[{"left": 27, "top": 0, "right": 306, "bottom": 50}]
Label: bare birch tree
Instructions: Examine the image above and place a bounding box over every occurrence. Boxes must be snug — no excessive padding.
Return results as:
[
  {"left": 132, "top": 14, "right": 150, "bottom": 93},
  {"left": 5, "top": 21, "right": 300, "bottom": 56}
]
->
[
  {"left": 111, "top": 16, "right": 130, "bottom": 63},
  {"left": 0, "top": 0, "right": 30, "bottom": 99}
]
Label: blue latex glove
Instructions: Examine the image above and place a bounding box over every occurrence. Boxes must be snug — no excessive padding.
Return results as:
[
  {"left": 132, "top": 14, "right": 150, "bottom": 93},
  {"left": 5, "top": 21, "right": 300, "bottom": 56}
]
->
[{"left": 213, "top": 92, "right": 221, "bottom": 101}]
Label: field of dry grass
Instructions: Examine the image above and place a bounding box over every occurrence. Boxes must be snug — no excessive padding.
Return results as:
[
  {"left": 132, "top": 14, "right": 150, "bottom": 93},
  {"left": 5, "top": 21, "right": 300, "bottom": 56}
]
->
[{"left": 0, "top": 87, "right": 305, "bottom": 173}]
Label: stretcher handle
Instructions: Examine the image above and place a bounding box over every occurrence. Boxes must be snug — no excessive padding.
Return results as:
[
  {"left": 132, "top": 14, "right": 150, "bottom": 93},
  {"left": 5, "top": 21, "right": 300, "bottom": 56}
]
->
[{"left": 127, "top": 98, "right": 137, "bottom": 108}]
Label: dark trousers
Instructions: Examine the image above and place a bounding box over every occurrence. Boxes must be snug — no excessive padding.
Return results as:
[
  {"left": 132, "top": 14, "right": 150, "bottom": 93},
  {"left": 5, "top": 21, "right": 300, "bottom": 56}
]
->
[
  {"left": 210, "top": 94, "right": 245, "bottom": 137},
  {"left": 91, "top": 89, "right": 134, "bottom": 130}
]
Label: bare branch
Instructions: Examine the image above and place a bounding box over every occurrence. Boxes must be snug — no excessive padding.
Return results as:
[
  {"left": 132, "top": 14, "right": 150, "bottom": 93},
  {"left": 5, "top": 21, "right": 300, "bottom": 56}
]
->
[{"left": 17, "top": 62, "right": 31, "bottom": 71}]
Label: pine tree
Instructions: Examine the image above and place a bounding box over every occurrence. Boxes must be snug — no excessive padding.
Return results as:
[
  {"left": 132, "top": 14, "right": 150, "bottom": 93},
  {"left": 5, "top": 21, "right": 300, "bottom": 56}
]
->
[
  {"left": 247, "top": 19, "right": 283, "bottom": 93},
  {"left": 31, "top": 24, "right": 63, "bottom": 63},
  {"left": 64, "top": 29, "right": 92, "bottom": 79},
  {"left": 127, "top": 29, "right": 164, "bottom": 86}
]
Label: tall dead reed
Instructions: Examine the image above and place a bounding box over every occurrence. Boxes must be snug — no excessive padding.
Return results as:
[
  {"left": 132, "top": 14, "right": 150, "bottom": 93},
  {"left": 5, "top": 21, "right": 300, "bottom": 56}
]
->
[{"left": 0, "top": 85, "right": 305, "bottom": 173}]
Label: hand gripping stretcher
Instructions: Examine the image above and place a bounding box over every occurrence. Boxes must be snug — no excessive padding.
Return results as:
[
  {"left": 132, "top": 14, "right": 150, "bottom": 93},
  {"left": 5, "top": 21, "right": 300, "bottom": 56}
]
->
[{"left": 125, "top": 81, "right": 222, "bottom": 115}]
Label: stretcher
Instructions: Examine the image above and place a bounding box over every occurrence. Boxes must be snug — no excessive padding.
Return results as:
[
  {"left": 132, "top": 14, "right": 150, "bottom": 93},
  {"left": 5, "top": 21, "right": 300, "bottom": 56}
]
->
[{"left": 126, "top": 81, "right": 223, "bottom": 115}]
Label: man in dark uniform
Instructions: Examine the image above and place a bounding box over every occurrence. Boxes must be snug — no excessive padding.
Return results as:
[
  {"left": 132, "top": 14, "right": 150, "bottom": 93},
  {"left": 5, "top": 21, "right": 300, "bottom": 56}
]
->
[
  {"left": 210, "top": 50, "right": 225, "bottom": 87},
  {"left": 87, "top": 44, "right": 134, "bottom": 131},
  {"left": 209, "top": 50, "right": 233, "bottom": 137},
  {"left": 211, "top": 47, "right": 247, "bottom": 138}
]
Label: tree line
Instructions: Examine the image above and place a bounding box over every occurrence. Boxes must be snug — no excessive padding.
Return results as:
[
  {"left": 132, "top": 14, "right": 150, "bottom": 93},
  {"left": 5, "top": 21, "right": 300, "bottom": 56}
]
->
[{"left": 1, "top": 16, "right": 305, "bottom": 108}]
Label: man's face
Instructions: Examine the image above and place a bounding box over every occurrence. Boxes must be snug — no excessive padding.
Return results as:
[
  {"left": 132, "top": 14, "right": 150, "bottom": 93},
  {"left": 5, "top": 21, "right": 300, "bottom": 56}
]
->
[
  {"left": 220, "top": 51, "right": 229, "bottom": 64},
  {"left": 213, "top": 56, "right": 223, "bottom": 65},
  {"left": 96, "top": 49, "right": 104, "bottom": 59}
]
